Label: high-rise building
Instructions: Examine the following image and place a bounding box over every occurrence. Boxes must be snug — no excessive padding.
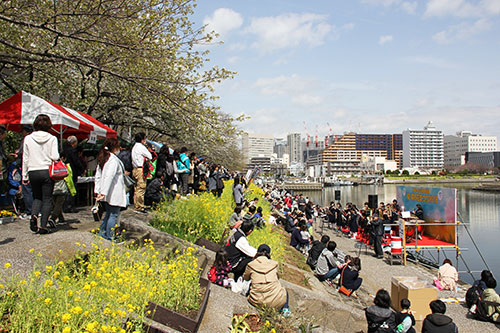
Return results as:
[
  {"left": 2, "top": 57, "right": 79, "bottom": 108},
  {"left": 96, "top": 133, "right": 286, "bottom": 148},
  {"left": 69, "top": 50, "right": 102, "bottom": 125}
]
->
[
  {"left": 321, "top": 132, "right": 403, "bottom": 171},
  {"left": 273, "top": 138, "right": 288, "bottom": 159},
  {"left": 402, "top": 121, "right": 443, "bottom": 169},
  {"left": 241, "top": 133, "right": 274, "bottom": 164},
  {"left": 444, "top": 131, "right": 497, "bottom": 167},
  {"left": 287, "top": 133, "right": 302, "bottom": 165}
]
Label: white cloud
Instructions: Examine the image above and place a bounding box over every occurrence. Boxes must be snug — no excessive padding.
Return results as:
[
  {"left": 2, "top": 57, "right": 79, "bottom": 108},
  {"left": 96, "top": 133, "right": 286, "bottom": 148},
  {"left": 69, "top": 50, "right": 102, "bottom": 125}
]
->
[
  {"left": 203, "top": 8, "right": 243, "bottom": 40},
  {"left": 245, "top": 13, "right": 333, "bottom": 52},
  {"left": 254, "top": 74, "right": 324, "bottom": 107},
  {"left": 227, "top": 56, "right": 240, "bottom": 64},
  {"left": 424, "top": 0, "right": 500, "bottom": 18},
  {"left": 404, "top": 55, "right": 456, "bottom": 68},
  {"left": 292, "top": 94, "right": 323, "bottom": 106},
  {"left": 362, "top": 0, "right": 418, "bottom": 14},
  {"left": 254, "top": 74, "right": 317, "bottom": 96},
  {"left": 401, "top": 1, "right": 418, "bottom": 14},
  {"left": 379, "top": 35, "right": 394, "bottom": 44},
  {"left": 432, "top": 18, "right": 492, "bottom": 43}
]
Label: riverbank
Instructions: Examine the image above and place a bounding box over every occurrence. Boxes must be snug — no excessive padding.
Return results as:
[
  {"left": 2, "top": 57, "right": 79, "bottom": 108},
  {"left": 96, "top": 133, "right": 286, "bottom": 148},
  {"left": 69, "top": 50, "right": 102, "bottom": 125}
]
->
[{"left": 384, "top": 176, "right": 498, "bottom": 184}]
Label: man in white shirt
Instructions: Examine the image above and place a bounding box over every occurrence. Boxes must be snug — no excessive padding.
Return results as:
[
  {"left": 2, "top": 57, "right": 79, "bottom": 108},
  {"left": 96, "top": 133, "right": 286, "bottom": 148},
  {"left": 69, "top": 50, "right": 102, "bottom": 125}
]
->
[{"left": 131, "top": 132, "right": 152, "bottom": 212}]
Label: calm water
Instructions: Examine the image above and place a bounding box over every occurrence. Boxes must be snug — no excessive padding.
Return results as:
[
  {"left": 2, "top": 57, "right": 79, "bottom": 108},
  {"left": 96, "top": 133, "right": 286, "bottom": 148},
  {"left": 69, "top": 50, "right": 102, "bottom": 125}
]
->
[{"left": 302, "top": 184, "right": 500, "bottom": 286}]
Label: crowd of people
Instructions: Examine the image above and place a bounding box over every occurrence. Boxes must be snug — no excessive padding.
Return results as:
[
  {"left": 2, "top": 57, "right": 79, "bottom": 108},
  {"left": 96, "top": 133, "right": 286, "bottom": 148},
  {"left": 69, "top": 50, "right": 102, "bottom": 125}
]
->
[
  {"left": 0, "top": 115, "right": 234, "bottom": 240},
  {"left": 2, "top": 115, "right": 499, "bottom": 330}
]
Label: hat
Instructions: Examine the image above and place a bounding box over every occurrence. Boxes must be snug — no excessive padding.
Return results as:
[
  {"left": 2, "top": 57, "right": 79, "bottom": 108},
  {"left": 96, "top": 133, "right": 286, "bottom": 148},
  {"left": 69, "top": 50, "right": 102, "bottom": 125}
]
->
[
  {"left": 22, "top": 125, "right": 33, "bottom": 133},
  {"left": 257, "top": 244, "right": 271, "bottom": 255}
]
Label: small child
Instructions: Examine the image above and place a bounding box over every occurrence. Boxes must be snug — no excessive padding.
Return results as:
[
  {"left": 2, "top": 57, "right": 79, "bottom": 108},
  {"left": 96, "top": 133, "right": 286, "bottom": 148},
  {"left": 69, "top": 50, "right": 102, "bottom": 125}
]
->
[
  {"left": 207, "top": 250, "right": 232, "bottom": 287},
  {"left": 395, "top": 298, "right": 416, "bottom": 333},
  {"left": 299, "top": 223, "right": 312, "bottom": 254}
]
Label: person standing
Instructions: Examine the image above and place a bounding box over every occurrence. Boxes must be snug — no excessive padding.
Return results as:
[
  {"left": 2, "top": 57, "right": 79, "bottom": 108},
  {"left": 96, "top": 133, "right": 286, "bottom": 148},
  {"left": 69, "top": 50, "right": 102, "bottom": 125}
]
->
[
  {"left": 370, "top": 216, "right": 384, "bottom": 259},
  {"left": 22, "top": 114, "right": 60, "bottom": 234},
  {"left": 177, "top": 147, "right": 190, "bottom": 196},
  {"left": 131, "top": 132, "right": 151, "bottom": 213},
  {"left": 95, "top": 138, "right": 127, "bottom": 242},
  {"left": 63, "top": 135, "right": 84, "bottom": 213},
  {"left": 16, "top": 125, "right": 34, "bottom": 218}
]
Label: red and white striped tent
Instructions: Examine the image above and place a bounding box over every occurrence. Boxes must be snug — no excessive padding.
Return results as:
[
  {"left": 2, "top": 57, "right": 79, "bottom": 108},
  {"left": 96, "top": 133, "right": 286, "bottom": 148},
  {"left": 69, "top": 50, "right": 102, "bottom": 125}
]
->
[{"left": 0, "top": 91, "right": 117, "bottom": 139}]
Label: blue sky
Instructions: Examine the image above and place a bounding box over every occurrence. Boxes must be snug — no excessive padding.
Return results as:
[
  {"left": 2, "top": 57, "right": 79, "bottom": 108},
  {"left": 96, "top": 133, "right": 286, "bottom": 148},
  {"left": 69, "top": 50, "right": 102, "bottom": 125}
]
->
[{"left": 191, "top": 0, "right": 500, "bottom": 140}]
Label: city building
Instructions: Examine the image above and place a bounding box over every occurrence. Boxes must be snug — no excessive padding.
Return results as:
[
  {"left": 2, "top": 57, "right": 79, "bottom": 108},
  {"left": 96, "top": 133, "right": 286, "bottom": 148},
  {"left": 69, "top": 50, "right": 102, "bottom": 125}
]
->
[
  {"left": 320, "top": 132, "right": 402, "bottom": 176},
  {"left": 248, "top": 156, "right": 271, "bottom": 173},
  {"left": 241, "top": 133, "right": 274, "bottom": 164},
  {"left": 302, "top": 138, "right": 325, "bottom": 164},
  {"left": 466, "top": 151, "right": 500, "bottom": 169},
  {"left": 402, "top": 121, "right": 444, "bottom": 169},
  {"left": 273, "top": 138, "right": 288, "bottom": 159},
  {"left": 444, "top": 131, "right": 498, "bottom": 167},
  {"left": 360, "top": 156, "right": 398, "bottom": 174},
  {"left": 287, "top": 133, "right": 302, "bottom": 165}
]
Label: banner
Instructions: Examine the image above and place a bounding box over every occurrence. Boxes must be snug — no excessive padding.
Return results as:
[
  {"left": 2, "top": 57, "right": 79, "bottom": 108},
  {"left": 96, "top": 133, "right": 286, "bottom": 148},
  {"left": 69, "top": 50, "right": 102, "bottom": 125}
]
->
[{"left": 397, "top": 186, "right": 456, "bottom": 244}]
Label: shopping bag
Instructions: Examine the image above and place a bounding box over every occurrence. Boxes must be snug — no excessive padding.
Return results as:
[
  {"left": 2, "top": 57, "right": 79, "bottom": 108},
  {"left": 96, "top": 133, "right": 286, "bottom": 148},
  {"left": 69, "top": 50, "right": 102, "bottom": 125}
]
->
[{"left": 49, "top": 161, "right": 68, "bottom": 180}]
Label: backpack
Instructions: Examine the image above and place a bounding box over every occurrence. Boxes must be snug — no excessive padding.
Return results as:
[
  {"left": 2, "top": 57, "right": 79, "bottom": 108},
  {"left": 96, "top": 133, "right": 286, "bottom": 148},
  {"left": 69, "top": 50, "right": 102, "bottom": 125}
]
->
[
  {"left": 466, "top": 285, "right": 481, "bottom": 308},
  {"left": 207, "top": 266, "right": 217, "bottom": 283},
  {"left": 474, "top": 299, "right": 498, "bottom": 322}
]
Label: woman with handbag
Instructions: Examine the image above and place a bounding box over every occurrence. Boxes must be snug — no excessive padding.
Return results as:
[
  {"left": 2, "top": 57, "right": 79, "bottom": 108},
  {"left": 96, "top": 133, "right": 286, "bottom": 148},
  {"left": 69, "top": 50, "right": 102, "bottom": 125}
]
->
[
  {"left": 22, "top": 114, "right": 60, "bottom": 234},
  {"left": 339, "top": 256, "right": 363, "bottom": 298},
  {"left": 95, "top": 138, "right": 127, "bottom": 242}
]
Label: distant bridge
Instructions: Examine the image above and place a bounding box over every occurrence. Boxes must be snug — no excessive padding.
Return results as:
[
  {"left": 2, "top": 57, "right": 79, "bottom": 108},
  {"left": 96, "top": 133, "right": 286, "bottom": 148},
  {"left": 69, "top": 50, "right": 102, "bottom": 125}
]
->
[{"left": 279, "top": 183, "right": 323, "bottom": 191}]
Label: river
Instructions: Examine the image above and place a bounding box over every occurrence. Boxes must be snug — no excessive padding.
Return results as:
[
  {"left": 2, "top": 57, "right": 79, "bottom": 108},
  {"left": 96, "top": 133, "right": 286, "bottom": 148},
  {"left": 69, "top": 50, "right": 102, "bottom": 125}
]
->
[{"left": 301, "top": 184, "right": 500, "bottom": 287}]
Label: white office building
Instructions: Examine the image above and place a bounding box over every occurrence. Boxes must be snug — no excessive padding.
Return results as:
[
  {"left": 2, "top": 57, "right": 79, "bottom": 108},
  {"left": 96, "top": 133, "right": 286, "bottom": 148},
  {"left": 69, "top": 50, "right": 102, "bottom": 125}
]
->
[
  {"left": 287, "top": 133, "right": 302, "bottom": 166},
  {"left": 242, "top": 133, "right": 274, "bottom": 164},
  {"left": 444, "top": 131, "right": 498, "bottom": 167},
  {"left": 402, "top": 121, "right": 444, "bottom": 168}
]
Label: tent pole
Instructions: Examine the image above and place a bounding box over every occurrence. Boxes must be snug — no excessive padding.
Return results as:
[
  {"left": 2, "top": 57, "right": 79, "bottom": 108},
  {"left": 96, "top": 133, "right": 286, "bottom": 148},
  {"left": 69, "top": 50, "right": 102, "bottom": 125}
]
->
[{"left": 60, "top": 123, "right": 63, "bottom": 150}]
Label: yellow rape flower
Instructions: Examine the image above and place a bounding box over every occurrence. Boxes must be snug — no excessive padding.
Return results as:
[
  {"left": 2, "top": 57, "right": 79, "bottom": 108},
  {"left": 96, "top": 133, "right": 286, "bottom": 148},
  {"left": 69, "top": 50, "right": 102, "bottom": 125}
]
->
[
  {"left": 44, "top": 297, "right": 52, "bottom": 305},
  {"left": 62, "top": 327, "right": 71, "bottom": 333},
  {"left": 4, "top": 262, "right": 11, "bottom": 269},
  {"left": 61, "top": 313, "right": 71, "bottom": 323}
]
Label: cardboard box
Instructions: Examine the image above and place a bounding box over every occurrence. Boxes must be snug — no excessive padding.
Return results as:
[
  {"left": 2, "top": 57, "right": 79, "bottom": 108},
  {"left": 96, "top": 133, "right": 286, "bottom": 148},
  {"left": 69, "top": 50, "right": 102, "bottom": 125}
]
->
[
  {"left": 391, "top": 276, "right": 419, "bottom": 311},
  {"left": 399, "top": 280, "right": 438, "bottom": 321}
]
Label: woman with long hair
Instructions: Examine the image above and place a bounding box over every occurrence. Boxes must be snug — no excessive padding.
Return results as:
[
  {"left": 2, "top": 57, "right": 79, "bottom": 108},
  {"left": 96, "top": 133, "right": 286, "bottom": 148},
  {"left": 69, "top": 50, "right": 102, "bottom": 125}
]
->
[
  {"left": 95, "top": 138, "right": 126, "bottom": 242},
  {"left": 22, "top": 114, "right": 59, "bottom": 234}
]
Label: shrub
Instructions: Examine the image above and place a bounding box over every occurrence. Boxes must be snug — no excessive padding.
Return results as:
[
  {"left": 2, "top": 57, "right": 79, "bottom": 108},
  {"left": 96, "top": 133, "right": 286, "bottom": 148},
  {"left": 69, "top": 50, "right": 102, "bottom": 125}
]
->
[{"left": 0, "top": 241, "right": 201, "bottom": 332}]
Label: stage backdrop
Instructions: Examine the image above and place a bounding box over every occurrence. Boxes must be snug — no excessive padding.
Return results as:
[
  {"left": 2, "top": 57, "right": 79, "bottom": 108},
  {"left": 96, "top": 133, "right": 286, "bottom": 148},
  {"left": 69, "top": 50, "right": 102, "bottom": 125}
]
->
[{"left": 397, "top": 186, "right": 457, "bottom": 244}]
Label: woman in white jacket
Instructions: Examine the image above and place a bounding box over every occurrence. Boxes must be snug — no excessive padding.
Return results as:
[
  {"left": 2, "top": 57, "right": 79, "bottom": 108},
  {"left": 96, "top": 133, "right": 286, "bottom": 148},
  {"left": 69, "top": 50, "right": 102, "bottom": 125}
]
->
[
  {"left": 95, "top": 138, "right": 126, "bottom": 242},
  {"left": 22, "top": 114, "right": 60, "bottom": 234}
]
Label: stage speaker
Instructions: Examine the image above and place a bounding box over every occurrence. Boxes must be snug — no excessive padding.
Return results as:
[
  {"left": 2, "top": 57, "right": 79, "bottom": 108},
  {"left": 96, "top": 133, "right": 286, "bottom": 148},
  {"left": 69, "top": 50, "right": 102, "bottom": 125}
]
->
[
  {"left": 335, "top": 190, "right": 341, "bottom": 201},
  {"left": 368, "top": 194, "right": 378, "bottom": 209}
]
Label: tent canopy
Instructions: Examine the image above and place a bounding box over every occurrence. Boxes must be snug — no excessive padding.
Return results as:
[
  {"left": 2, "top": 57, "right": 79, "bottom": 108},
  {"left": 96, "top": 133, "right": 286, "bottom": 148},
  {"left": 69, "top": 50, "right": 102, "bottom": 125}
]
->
[{"left": 0, "top": 91, "right": 117, "bottom": 139}]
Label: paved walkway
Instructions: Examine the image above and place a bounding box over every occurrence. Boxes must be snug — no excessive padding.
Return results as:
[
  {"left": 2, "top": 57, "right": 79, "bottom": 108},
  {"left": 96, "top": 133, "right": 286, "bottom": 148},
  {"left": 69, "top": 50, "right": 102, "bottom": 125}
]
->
[{"left": 313, "top": 221, "right": 500, "bottom": 332}]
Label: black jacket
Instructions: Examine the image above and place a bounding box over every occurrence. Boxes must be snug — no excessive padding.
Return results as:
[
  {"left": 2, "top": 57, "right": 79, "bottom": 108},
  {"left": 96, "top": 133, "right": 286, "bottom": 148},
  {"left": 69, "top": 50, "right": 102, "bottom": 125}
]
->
[
  {"left": 365, "top": 305, "right": 397, "bottom": 333},
  {"left": 307, "top": 241, "right": 326, "bottom": 268},
  {"left": 371, "top": 218, "right": 385, "bottom": 237},
  {"left": 422, "top": 313, "right": 458, "bottom": 333},
  {"left": 117, "top": 150, "right": 133, "bottom": 173},
  {"left": 63, "top": 144, "right": 84, "bottom": 178},
  {"left": 145, "top": 178, "right": 165, "bottom": 203}
]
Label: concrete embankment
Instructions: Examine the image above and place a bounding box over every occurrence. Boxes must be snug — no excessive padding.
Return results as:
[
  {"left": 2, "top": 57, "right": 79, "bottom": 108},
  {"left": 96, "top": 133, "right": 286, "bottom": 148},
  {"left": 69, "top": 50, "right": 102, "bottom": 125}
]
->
[
  {"left": 312, "top": 221, "right": 500, "bottom": 332},
  {"left": 384, "top": 177, "right": 498, "bottom": 185}
]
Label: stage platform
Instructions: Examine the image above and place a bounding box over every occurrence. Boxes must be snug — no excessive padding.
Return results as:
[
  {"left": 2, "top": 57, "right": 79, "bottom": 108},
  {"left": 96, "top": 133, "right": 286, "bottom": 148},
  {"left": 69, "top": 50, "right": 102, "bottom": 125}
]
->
[{"left": 405, "top": 235, "right": 455, "bottom": 248}]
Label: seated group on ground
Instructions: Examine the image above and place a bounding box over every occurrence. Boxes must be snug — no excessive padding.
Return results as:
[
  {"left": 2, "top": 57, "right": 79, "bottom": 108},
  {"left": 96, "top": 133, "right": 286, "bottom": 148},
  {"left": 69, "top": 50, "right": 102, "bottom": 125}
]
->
[{"left": 366, "top": 289, "right": 459, "bottom": 333}]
